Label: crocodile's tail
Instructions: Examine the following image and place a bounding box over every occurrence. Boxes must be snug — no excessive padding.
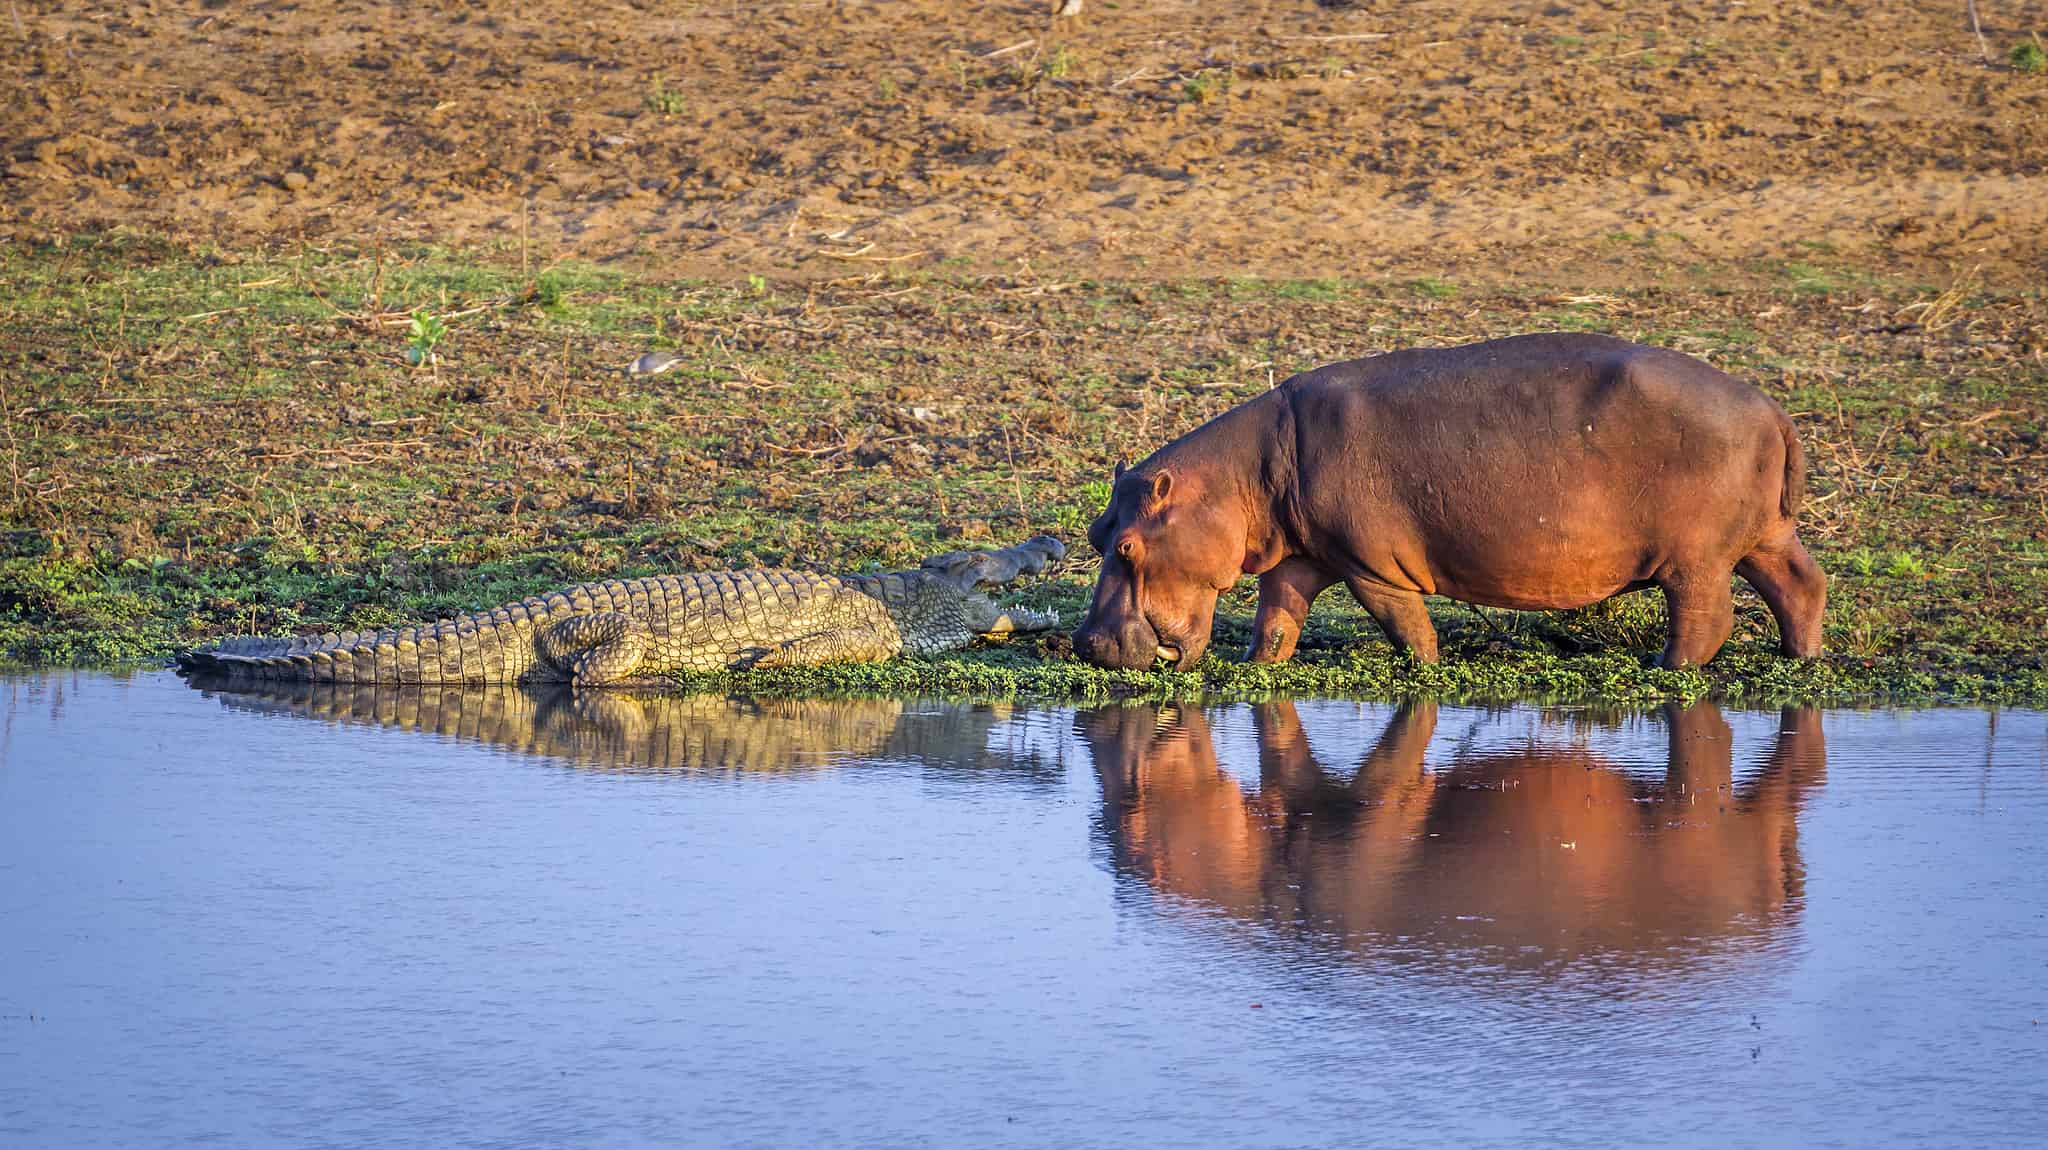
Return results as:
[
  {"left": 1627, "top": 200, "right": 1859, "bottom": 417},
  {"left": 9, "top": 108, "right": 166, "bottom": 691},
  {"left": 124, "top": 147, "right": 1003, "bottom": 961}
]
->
[{"left": 178, "top": 630, "right": 396, "bottom": 681}]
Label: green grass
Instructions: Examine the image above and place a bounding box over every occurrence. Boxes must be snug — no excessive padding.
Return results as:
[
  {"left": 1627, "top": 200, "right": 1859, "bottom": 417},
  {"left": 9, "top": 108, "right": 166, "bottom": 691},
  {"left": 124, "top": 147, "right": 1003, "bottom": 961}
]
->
[{"left": 3, "top": 233, "right": 2045, "bottom": 705}]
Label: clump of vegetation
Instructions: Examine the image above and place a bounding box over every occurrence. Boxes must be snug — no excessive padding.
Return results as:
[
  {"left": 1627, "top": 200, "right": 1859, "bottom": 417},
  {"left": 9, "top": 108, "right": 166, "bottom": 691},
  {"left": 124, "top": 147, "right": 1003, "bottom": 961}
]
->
[
  {"left": 874, "top": 75, "right": 900, "bottom": 104},
  {"left": 1041, "top": 44, "right": 1077, "bottom": 81},
  {"left": 1884, "top": 551, "right": 1927, "bottom": 579},
  {"left": 645, "top": 76, "right": 685, "bottom": 116},
  {"left": 527, "top": 270, "right": 566, "bottom": 309},
  {"left": 405, "top": 309, "right": 447, "bottom": 366},
  {"left": 2011, "top": 40, "right": 2047, "bottom": 74},
  {"left": 1182, "top": 69, "right": 1228, "bottom": 104}
]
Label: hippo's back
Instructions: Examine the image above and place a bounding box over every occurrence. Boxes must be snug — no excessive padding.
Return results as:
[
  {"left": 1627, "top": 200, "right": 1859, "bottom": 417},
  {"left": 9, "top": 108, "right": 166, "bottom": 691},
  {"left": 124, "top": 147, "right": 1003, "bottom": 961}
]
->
[
  {"left": 1279, "top": 333, "right": 1796, "bottom": 608},
  {"left": 1288, "top": 332, "right": 1765, "bottom": 425}
]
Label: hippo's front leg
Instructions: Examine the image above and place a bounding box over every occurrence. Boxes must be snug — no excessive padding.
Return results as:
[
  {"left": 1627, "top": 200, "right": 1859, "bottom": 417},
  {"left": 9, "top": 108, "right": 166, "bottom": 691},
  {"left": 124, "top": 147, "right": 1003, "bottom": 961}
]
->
[{"left": 1248, "top": 558, "right": 1338, "bottom": 663}]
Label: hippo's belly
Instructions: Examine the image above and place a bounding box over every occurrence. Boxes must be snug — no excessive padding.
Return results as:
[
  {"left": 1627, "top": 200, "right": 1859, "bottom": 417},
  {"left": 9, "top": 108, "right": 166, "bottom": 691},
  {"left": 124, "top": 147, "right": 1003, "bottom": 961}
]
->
[{"left": 1327, "top": 434, "right": 1754, "bottom": 610}]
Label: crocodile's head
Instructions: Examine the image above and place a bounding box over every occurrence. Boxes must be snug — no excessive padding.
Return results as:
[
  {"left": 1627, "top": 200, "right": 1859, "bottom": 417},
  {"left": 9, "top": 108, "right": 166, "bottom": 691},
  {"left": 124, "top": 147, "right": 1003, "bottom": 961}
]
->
[{"left": 885, "top": 536, "right": 1066, "bottom": 655}]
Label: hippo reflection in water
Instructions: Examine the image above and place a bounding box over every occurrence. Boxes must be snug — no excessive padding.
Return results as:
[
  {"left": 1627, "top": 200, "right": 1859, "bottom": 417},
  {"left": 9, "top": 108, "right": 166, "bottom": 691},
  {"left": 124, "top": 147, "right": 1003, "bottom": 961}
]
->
[
  {"left": 200, "top": 679, "right": 1827, "bottom": 973},
  {"left": 1082, "top": 700, "right": 1827, "bottom": 971}
]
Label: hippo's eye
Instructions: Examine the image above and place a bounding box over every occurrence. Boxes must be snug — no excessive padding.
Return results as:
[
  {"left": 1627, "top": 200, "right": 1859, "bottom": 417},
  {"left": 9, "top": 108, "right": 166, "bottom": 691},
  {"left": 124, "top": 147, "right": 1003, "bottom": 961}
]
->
[{"left": 1116, "top": 537, "right": 1139, "bottom": 563}]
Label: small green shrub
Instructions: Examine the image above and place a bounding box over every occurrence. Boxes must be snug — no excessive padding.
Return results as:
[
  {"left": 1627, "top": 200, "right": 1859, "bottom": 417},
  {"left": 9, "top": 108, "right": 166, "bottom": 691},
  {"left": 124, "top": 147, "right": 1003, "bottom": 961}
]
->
[
  {"left": 405, "top": 310, "right": 447, "bottom": 366},
  {"left": 1052, "top": 504, "right": 1093, "bottom": 537},
  {"left": 531, "top": 270, "right": 565, "bottom": 309},
  {"left": 646, "top": 77, "right": 685, "bottom": 115},
  {"left": 1182, "top": 69, "right": 1228, "bottom": 104},
  {"left": 2011, "top": 41, "right": 2047, "bottom": 74}
]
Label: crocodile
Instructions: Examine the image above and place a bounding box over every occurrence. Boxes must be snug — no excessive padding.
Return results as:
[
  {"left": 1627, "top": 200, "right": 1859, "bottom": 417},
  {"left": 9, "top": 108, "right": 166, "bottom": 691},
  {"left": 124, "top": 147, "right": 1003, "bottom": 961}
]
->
[{"left": 177, "top": 536, "right": 1064, "bottom": 686}]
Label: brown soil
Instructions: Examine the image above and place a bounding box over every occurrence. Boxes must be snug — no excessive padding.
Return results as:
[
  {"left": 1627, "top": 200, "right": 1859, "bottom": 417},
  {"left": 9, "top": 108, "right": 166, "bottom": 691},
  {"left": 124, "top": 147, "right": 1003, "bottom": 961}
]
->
[{"left": 5, "top": 1, "right": 2047, "bottom": 283}]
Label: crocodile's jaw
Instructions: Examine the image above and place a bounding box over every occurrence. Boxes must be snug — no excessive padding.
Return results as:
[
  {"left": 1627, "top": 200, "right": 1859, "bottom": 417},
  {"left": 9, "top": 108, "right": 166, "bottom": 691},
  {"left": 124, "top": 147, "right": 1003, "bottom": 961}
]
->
[{"left": 966, "top": 593, "right": 1058, "bottom": 639}]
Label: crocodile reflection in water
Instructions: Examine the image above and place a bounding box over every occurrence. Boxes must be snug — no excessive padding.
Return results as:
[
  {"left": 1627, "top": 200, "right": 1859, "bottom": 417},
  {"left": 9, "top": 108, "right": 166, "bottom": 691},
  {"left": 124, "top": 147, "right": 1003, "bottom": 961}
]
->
[
  {"left": 1083, "top": 700, "right": 1828, "bottom": 970},
  {"left": 197, "top": 680, "right": 1014, "bottom": 774}
]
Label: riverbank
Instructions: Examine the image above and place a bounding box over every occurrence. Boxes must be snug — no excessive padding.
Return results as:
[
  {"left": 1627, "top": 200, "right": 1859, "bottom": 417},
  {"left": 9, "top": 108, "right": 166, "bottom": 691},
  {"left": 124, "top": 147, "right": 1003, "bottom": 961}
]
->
[{"left": 3, "top": 235, "right": 2043, "bottom": 704}]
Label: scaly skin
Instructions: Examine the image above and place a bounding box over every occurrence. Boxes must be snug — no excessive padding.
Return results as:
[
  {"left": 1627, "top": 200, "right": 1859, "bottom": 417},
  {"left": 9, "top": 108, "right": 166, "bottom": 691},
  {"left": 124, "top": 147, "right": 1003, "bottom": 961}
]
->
[{"left": 177, "top": 537, "right": 1064, "bottom": 687}]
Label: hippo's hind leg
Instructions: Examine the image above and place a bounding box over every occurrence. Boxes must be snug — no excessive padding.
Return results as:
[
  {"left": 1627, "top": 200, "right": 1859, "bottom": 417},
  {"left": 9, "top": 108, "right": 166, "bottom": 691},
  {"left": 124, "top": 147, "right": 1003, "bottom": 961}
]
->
[
  {"left": 1655, "top": 566, "right": 1735, "bottom": 669},
  {"left": 1736, "top": 533, "right": 1827, "bottom": 658},
  {"left": 1346, "top": 577, "right": 1440, "bottom": 664},
  {"left": 1249, "top": 558, "right": 1339, "bottom": 663}
]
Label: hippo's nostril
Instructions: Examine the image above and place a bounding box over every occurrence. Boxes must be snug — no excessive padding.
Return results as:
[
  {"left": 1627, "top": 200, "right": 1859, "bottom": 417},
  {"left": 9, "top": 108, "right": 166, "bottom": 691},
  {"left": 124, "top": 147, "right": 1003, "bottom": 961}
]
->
[{"left": 1073, "top": 607, "right": 1166, "bottom": 669}]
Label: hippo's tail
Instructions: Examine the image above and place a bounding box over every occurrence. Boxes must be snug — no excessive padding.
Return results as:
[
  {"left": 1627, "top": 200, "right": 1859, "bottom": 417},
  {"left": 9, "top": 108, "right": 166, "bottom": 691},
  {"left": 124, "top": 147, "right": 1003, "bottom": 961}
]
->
[{"left": 1778, "top": 410, "right": 1806, "bottom": 520}]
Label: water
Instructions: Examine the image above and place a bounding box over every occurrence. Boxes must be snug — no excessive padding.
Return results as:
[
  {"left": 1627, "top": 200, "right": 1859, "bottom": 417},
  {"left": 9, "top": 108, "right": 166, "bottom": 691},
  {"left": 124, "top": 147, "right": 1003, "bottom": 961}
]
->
[{"left": 3, "top": 674, "right": 2045, "bottom": 1149}]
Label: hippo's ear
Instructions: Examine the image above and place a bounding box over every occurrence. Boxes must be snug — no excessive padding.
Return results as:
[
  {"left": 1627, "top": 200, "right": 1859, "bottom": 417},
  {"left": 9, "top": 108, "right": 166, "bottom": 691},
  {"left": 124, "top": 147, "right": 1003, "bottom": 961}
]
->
[
  {"left": 1147, "top": 469, "right": 1174, "bottom": 508},
  {"left": 1113, "top": 460, "right": 1128, "bottom": 481}
]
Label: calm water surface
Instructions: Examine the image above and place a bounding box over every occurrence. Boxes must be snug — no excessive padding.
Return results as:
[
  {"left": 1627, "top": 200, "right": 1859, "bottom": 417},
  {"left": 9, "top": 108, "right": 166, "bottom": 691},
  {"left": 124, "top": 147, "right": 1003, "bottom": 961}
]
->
[{"left": 2, "top": 673, "right": 2045, "bottom": 1148}]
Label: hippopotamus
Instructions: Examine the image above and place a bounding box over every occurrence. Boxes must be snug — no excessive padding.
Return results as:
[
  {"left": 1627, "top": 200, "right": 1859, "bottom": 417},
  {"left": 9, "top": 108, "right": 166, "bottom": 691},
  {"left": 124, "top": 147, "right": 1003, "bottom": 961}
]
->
[{"left": 1072, "top": 332, "right": 1826, "bottom": 670}]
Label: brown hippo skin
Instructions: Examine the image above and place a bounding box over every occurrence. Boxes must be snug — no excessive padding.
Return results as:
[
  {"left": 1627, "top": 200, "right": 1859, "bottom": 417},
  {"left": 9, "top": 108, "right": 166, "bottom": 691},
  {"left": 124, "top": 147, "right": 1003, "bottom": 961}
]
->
[{"left": 1073, "top": 332, "right": 1826, "bottom": 670}]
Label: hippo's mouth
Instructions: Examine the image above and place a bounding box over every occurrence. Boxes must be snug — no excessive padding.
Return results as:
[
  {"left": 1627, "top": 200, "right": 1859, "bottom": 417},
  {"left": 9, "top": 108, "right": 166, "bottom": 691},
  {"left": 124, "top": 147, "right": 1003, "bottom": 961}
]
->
[{"left": 1147, "top": 621, "right": 1202, "bottom": 670}]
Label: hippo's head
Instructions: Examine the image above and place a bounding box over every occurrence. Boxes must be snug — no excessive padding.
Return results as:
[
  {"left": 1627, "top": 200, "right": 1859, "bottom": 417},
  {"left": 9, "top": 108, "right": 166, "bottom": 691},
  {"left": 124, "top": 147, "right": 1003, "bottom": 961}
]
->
[{"left": 1072, "top": 463, "right": 1247, "bottom": 671}]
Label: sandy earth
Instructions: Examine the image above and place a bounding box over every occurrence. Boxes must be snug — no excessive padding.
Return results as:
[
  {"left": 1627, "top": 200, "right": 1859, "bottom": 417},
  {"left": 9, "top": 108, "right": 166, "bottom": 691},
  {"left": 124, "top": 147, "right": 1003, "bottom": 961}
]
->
[{"left": 4, "top": 0, "right": 2047, "bottom": 282}]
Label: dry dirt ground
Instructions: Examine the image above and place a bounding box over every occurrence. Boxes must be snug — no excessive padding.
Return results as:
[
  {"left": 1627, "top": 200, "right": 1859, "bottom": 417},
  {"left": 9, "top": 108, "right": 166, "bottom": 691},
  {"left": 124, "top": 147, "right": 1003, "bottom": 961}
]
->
[{"left": 5, "top": 0, "right": 2047, "bottom": 283}]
